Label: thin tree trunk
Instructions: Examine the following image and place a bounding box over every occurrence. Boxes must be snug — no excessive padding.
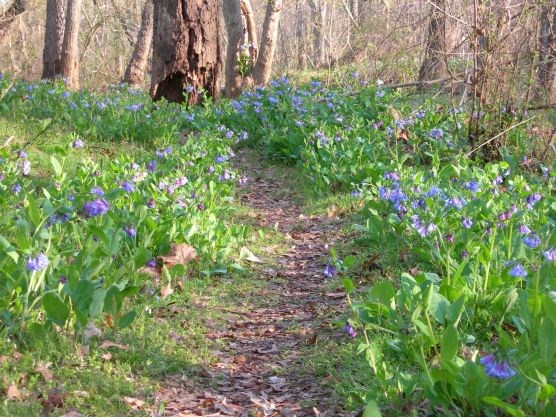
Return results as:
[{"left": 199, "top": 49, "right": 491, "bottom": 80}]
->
[
  {"left": 123, "top": 0, "right": 154, "bottom": 87},
  {"left": 151, "top": 0, "right": 221, "bottom": 105},
  {"left": 418, "top": 0, "right": 447, "bottom": 83},
  {"left": 222, "top": 0, "right": 243, "bottom": 97},
  {"left": 296, "top": 0, "right": 307, "bottom": 70},
  {"left": 0, "top": 0, "right": 25, "bottom": 42},
  {"left": 240, "top": 0, "right": 257, "bottom": 62},
  {"left": 42, "top": 0, "right": 67, "bottom": 79},
  {"left": 309, "top": 0, "right": 327, "bottom": 68},
  {"left": 59, "top": 0, "right": 82, "bottom": 89},
  {"left": 536, "top": 5, "right": 556, "bottom": 100},
  {"left": 252, "top": 0, "right": 283, "bottom": 86}
]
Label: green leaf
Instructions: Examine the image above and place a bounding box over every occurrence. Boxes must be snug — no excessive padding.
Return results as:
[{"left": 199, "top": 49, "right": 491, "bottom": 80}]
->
[
  {"left": 89, "top": 288, "right": 107, "bottom": 318},
  {"left": 544, "top": 295, "right": 556, "bottom": 328},
  {"left": 482, "top": 397, "right": 525, "bottom": 417},
  {"left": 446, "top": 295, "right": 465, "bottom": 326},
  {"left": 43, "top": 292, "right": 69, "bottom": 327},
  {"left": 369, "top": 281, "right": 396, "bottom": 309},
  {"left": 342, "top": 278, "right": 355, "bottom": 294},
  {"left": 118, "top": 310, "right": 137, "bottom": 329},
  {"left": 134, "top": 247, "right": 149, "bottom": 268},
  {"left": 362, "top": 400, "right": 382, "bottom": 417},
  {"left": 441, "top": 324, "right": 458, "bottom": 362},
  {"left": 343, "top": 255, "right": 357, "bottom": 269},
  {"left": 539, "top": 317, "right": 556, "bottom": 365},
  {"left": 50, "top": 155, "right": 62, "bottom": 177},
  {"left": 429, "top": 292, "right": 450, "bottom": 324}
]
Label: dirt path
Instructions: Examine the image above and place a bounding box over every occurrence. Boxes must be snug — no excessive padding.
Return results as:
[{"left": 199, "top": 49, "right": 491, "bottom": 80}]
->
[{"left": 155, "top": 150, "right": 348, "bottom": 417}]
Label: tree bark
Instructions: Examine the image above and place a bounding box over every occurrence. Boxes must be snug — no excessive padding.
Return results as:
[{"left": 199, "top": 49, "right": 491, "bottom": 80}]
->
[
  {"left": 59, "top": 0, "right": 81, "bottom": 89},
  {"left": 309, "top": 0, "right": 327, "bottom": 67},
  {"left": 535, "top": 5, "right": 556, "bottom": 100},
  {"left": 0, "top": 0, "right": 25, "bottom": 42},
  {"left": 151, "top": 0, "right": 220, "bottom": 105},
  {"left": 252, "top": 0, "right": 283, "bottom": 86},
  {"left": 418, "top": 0, "right": 447, "bottom": 83},
  {"left": 42, "top": 0, "right": 67, "bottom": 80},
  {"left": 123, "top": 0, "right": 154, "bottom": 87},
  {"left": 240, "top": 0, "right": 257, "bottom": 63},
  {"left": 222, "top": 0, "right": 243, "bottom": 97},
  {"left": 296, "top": 0, "right": 307, "bottom": 70}
]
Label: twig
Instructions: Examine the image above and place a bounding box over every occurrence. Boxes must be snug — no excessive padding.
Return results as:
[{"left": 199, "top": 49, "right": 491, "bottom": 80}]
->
[
  {"left": 381, "top": 74, "right": 464, "bottom": 90},
  {"left": 464, "top": 117, "right": 534, "bottom": 158}
]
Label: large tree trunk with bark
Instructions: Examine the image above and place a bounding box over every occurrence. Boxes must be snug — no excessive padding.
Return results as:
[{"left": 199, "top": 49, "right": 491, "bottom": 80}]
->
[
  {"left": 59, "top": 0, "right": 81, "bottom": 89},
  {"left": 222, "top": 0, "right": 243, "bottom": 97},
  {"left": 123, "top": 0, "right": 154, "bottom": 87},
  {"left": 42, "top": 0, "right": 67, "bottom": 80},
  {"left": 535, "top": 5, "right": 556, "bottom": 100},
  {"left": 252, "top": 0, "right": 283, "bottom": 86},
  {"left": 418, "top": 0, "right": 447, "bottom": 83},
  {"left": 151, "top": 0, "right": 220, "bottom": 105},
  {"left": 0, "top": 0, "right": 25, "bottom": 42}
]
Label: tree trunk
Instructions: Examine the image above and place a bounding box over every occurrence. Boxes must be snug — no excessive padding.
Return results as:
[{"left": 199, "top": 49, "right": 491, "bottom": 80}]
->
[
  {"left": 309, "top": 0, "right": 327, "bottom": 68},
  {"left": 151, "top": 0, "right": 220, "bottom": 105},
  {"left": 535, "top": 5, "right": 556, "bottom": 100},
  {"left": 222, "top": 0, "right": 243, "bottom": 97},
  {"left": 350, "top": 0, "right": 359, "bottom": 23},
  {"left": 0, "top": 0, "right": 25, "bottom": 42},
  {"left": 252, "top": 0, "right": 283, "bottom": 86},
  {"left": 123, "top": 0, "right": 154, "bottom": 87},
  {"left": 418, "top": 0, "right": 447, "bottom": 83},
  {"left": 59, "top": 0, "right": 81, "bottom": 89},
  {"left": 42, "top": 0, "right": 67, "bottom": 79},
  {"left": 240, "top": 0, "right": 257, "bottom": 62},
  {"left": 296, "top": 0, "right": 307, "bottom": 70}
]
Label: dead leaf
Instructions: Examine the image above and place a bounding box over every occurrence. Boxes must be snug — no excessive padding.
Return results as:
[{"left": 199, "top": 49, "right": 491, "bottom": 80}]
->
[
  {"left": 160, "top": 281, "right": 174, "bottom": 299},
  {"left": 327, "top": 205, "right": 341, "bottom": 218},
  {"left": 6, "top": 384, "right": 20, "bottom": 400},
  {"left": 99, "top": 341, "right": 129, "bottom": 350},
  {"left": 83, "top": 321, "right": 102, "bottom": 340},
  {"left": 159, "top": 243, "right": 197, "bottom": 267},
  {"left": 100, "top": 353, "right": 112, "bottom": 361},
  {"left": 137, "top": 266, "right": 161, "bottom": 280},
  {"left": 240, "top": 247, "right": 264, "bottom": 263},
  {"left": 36, "top": 362, "right": 54, "bottom": 381},
  {"left": 123, "top": 396, "right": 145, "bottom": 410}
]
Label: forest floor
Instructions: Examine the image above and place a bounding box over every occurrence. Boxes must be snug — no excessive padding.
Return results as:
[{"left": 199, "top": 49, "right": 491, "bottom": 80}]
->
[{"left": 154, "top": 149, "right": 354, "bottom": 417}]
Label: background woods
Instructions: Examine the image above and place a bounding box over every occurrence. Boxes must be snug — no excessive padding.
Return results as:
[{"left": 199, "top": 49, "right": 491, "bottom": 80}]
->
[{"left": 0, "top": 0, "right": 554, "bottom": 105}]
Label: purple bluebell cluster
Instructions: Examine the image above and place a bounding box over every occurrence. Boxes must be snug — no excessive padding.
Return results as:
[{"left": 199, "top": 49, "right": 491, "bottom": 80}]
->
[
  {"left": 26, "top": 254, "right": 49, "bottom": 272},
  {"left": 323, "top": 262, "right": 337, "bottom": 278},
  {"left": 83, "top": 199, "right": 110, "bottom": 217},
  {"left": 480, "top": 354, "right": 516, "bottom": 379}
]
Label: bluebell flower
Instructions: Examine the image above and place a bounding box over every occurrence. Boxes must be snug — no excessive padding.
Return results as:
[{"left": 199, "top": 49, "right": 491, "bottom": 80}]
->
[
  {"left": 147, "top": 198, "right": 155, "bottom": 209},
  {"left": 323, "top": 262, "right": 337, "bottom": 278},
  {"left": 26, "top": 254, "right": 49, "bottom": 272},
  {"left": 215, "top": 155, "right": 227, "bottom": 164},
  {"left": 415, "top": 110, "right": 426, "bottom": 119},
  {"left": 384, "top": 172, "right": 399, "bottom": 181},
  {"left": 480, "top": 354, "right": 516, "bottom": 379},
  {"left": 519, "top": 224, "right": 531, "bottom": 235},
  {"left": 83, "top": 199, "right": 109, "bottom": 217},
  {"left": 147, "top": 160, "right": 156, "bottom": 172},
  {"left": 72, "top": 139, "right": 84, "bottom": 149},
  {"left": 91, "top": 187, "right": 104, "bottom": 196},
  {"left": 509, "top": 263, "right": 527, "bottom": 277},
  {"left": 463, "top": 181, "right": 480, "bottom": 192},
  {"left": 462, "top": 217, "right": 473, "bottom": 229},
  {"left": 123, "top": 226, "right": 136, "bottom": 238},
  {"left": 146, "top": 259, "right": 156, "bottom": 268},
  {"left": 544, "top": 248, "right": 556, "bottom": 262},
  {"left": 523, "top": 234, "right": 540, "bottom": 248},
  {"left": 343, "top": 323, "right": 357, "bottom": 338},
  {"left": 121, "top": 181, "right": 134, "bottom": 193},
  {"left": 429, "top": 128, "right": 444, "bottom": 139},
  {"left": 526, "top": 193, "right": 542, "bottom": 208},
  {"left": 17, "top": 150, "right": 27, "bottom": 159},
  {"left": 12, "top": 183, "right": 21, "bottom": 193}
]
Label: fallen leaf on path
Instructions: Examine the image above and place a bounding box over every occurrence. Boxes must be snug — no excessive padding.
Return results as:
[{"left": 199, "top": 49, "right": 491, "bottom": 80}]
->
[
  {"left": 100, "top": 352, "right": 112, "bottom": 361},
  {"left": 36, "top": 362, "right": 54, "bottom": 381},
  {"left": 99, "top": 341, "right": 129, "bottom": 350},
  {"left": 6, "top": 384, "right": 20, "bottom": 399},
  {"left": 83, "top": 322, "right": 102, "bottom": 340},
  {"left": 123, "top": 396, "right": 145, "bottom": 410},
  {"left": 160, "top": 281, "right": 174, "bottom": 299},
  {"left": 240, "top": 247, "right": 264, "bottom": 263},
  {"left": 159, "top": 243, "right": 197, "bottom": 267}
]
